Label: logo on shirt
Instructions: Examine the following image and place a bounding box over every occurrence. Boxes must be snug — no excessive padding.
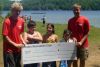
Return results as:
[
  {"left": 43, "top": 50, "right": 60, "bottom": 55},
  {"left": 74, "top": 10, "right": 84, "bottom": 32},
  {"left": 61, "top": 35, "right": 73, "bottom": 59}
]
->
[
  {"left": 18, "top": 26, "right": 22, "bottom": 29},
  {"left": 79, "top": 23, "right": 83, "bottom": 26}
]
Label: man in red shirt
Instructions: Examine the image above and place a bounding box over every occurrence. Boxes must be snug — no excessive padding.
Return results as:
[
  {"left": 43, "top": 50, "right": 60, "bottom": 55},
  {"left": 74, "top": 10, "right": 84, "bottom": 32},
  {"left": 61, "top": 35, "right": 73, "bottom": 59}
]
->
[
  {"left": 2, "top": 2, "right": 25, "bottom": 67},
  {"left": 67, "top": 4, "right": 90, "bottom": 67}
]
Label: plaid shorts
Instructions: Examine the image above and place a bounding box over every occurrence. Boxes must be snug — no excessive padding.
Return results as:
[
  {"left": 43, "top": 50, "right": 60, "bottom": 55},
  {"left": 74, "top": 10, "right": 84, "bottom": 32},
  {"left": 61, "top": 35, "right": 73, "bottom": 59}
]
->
[{"left": 77, "top": 47, "right": 89, "bottom": 60}]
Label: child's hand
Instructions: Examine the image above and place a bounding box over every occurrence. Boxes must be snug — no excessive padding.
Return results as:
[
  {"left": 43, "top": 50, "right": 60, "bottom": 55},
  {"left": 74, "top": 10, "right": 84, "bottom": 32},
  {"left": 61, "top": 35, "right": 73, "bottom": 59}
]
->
[
  {"left": 27, "top": 34, "right": 33, "bottom": 38},
  {"left": 73, "top": 37, "right": 77, "bottom": 43},
  {"left": 77, "top": 42, "right": 82, "bottom": 46}
]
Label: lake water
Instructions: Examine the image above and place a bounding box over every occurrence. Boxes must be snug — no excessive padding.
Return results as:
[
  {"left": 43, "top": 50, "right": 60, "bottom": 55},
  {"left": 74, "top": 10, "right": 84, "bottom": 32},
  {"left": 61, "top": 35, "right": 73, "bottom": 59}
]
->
[{"left": 1, "top": 10, "right": 100, "bottom": 28}]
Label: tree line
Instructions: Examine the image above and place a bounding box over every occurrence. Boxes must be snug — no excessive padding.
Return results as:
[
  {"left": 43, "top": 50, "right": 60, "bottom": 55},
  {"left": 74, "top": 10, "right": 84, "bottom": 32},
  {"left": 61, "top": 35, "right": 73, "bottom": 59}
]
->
[{"left": 0, "top": 0, "right": 100, "bottom": 10}]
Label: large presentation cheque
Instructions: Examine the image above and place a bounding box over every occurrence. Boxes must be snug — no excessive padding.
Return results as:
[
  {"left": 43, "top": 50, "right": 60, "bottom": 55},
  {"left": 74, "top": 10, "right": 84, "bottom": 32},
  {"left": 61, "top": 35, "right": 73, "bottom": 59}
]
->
[{"left": 22, "top": 42, "right": 77, "bottom": 64}]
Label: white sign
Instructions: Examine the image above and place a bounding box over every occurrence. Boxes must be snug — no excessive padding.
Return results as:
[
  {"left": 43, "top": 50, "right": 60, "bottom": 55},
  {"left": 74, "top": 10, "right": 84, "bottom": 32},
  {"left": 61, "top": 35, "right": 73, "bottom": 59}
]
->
[{"left": 22, "top": 42, "right": 76, "bottom": 64}]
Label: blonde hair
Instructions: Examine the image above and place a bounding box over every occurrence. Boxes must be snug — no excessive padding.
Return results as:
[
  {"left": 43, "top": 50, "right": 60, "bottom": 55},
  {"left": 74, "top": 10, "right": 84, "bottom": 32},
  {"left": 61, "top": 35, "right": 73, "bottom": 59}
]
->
[
  {"left": 11, "top": 2, "right": 23, "bottom": 11},
  {"left": 73, "top": 3, "right": 81, "bottom": 9}
]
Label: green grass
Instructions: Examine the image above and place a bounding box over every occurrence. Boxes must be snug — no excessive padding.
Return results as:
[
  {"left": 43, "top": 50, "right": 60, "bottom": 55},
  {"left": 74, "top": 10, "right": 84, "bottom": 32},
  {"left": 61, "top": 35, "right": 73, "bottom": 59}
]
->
[
  {"left": 1, "top": 21, "right": 100, "bottom": 46},
  {"left": 0, "top": 18, "right": 100, "bottom": 47},
  {"left": 37, "top": 22, "right": 100, "bottom": 46},
  {"left": 31, "top": 22, "right": 100, "bottom": 47},
  {"left": 0, "top": 21, "right": 3, "bottom": 41},
  {"left": 24, "top": 22, "right": 67, "bottom": 38},
  {"left": 88, "top": 26, "right": 100, "bottom": 46},
  {"left": 36, "top": 23, "right": 67, "bottom": 38},
  {"left": 0, "top": 19, "right": 100, "bottom": 67}
]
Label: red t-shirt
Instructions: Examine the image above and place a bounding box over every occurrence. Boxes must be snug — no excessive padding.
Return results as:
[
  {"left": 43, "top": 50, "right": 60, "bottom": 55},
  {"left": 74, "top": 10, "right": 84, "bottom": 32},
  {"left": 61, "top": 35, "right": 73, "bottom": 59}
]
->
[
  {"left": 2, "top": 17, "right": 24, "bottom": 53},
  {"left": 68, "top": 16, "right": 90, "bottom": 48}
]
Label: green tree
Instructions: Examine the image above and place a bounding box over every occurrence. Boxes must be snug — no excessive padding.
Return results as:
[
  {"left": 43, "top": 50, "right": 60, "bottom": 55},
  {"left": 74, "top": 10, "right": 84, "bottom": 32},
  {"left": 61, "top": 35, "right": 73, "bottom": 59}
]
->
[
  {"left": 0, "top": 0, "right": 3, "bottom": 16},
  {"left": 1, "top": 0, "right": 100, "bottom": 10}
]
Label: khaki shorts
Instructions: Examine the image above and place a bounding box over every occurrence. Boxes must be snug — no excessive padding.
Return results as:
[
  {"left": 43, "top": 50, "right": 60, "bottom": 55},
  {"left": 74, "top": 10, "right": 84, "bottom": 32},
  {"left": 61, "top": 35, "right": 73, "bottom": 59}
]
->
[{"left": 77, "top": 47, "right": 89, "bottom": 60}]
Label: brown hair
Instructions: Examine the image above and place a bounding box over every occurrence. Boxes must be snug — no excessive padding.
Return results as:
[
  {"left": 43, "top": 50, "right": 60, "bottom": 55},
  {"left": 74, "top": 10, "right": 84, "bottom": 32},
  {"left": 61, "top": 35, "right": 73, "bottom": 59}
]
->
[
  {"left": 27, "top": 20, "right": 36, "bottom": 28},
  {"left": 47, "top": 23, "right": 55, "bottom": 34},
  {"left": 63, "top": 29, "right": 72, "bottom": 37}
]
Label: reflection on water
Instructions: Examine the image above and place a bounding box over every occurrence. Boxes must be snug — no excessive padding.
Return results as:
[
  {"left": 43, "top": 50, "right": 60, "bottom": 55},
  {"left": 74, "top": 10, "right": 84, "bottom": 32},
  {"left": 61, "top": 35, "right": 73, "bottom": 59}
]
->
[{"left": 1, "top": 10, "right": 100, "bottom": 28}]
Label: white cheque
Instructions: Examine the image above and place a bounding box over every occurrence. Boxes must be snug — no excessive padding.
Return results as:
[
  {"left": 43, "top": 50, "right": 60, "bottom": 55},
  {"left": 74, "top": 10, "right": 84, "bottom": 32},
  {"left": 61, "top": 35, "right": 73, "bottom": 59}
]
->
[{"left": 22, "top": 42, "right": 77, "bottom": 64}]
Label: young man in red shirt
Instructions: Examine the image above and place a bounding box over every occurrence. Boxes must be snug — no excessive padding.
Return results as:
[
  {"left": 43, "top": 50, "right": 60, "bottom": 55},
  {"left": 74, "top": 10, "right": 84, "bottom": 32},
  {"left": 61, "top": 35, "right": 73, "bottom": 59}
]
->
[
  {"left": 2, "top": 2, "right": 25, "bottom": 67},
  {"left": 67, "top": 4, "right": 90, "bottom": 67}
]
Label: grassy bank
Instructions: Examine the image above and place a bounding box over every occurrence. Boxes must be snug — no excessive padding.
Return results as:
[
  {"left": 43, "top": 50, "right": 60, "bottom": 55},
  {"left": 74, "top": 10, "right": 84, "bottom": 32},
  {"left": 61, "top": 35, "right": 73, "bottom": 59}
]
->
[
  {"left": 0, "top": 22, "right": 100, "bottom": 46},
  {"left": 0, "top": 21, "right": 100, "bottom": 67},
  {"left": 37, "top": 22, "right": 100, "bottom": 46}
]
